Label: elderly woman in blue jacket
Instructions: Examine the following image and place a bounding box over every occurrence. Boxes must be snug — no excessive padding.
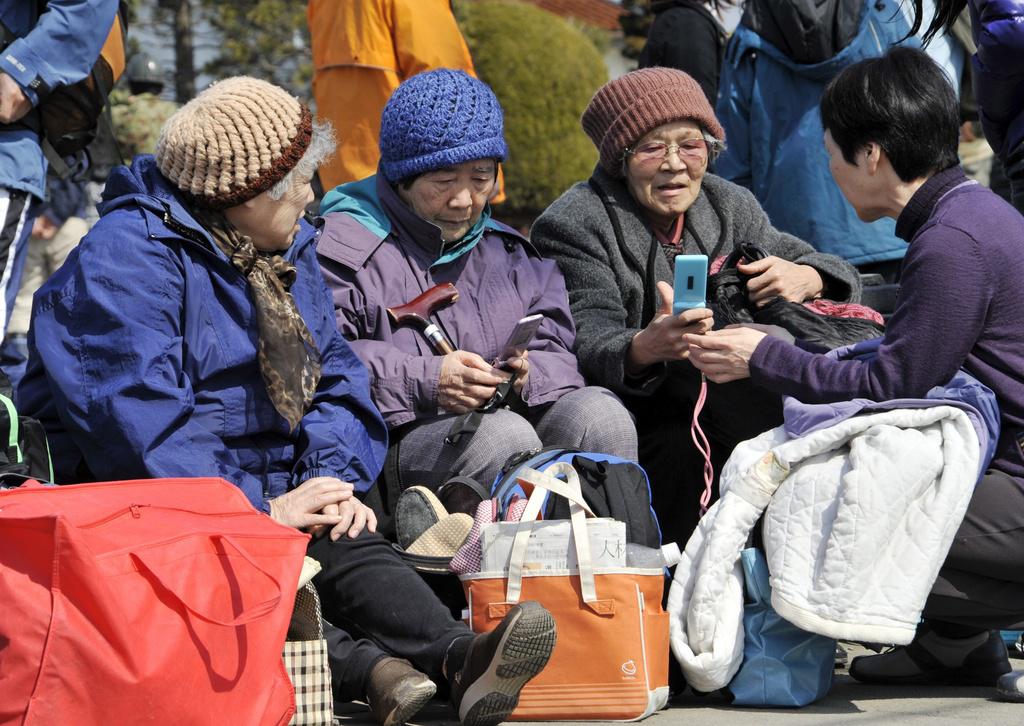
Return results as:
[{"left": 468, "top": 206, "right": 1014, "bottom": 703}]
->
[{"left": 17, "top": 77, "right": 555, "bottom": 726}]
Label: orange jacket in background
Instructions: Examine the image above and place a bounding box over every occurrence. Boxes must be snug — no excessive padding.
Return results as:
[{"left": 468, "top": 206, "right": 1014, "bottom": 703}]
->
[{"left": 308, "top": 0, "right": 478, "bottom": 189}]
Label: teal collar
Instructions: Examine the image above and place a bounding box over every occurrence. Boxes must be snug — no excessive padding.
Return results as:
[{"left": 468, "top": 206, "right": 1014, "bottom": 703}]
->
[
  {"left": 320, "top": 172, "right": 497, "bottom": 269},
  {"left": 319, "top": 175, "right": 390, "bottom": 239},
  {"left": 432, "top": 208, "right": 490, "bottom": 267}
]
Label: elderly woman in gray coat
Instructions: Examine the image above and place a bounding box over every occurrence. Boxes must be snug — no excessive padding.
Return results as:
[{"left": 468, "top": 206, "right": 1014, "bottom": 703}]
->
[{"left": 531, "top": 67, "right": 861, "bottom": 545}]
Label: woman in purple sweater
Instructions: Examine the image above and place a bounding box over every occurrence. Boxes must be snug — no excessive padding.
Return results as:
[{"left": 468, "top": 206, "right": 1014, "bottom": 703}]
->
[{"left": 687, "top": 47, "right": 1024, "bottom": 696}]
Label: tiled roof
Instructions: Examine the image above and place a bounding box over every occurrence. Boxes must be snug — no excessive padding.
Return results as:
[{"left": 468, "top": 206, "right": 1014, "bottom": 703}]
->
[{"left": 519, "top": 0, "right": 625, "bottom": 32}]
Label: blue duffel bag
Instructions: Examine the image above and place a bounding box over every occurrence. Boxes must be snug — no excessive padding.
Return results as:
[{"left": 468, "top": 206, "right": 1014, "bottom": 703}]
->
[{"left": 728, "top": 548, "right": 835, "bottom": 707}]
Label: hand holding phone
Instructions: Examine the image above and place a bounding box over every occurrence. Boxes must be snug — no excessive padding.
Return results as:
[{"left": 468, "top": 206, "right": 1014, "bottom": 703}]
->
[
  {"left": 673, "top": 255, "right": 708, "bottom": 315},
  {"left": 492, "top": 313, "right": 543, "bottom": 370}
]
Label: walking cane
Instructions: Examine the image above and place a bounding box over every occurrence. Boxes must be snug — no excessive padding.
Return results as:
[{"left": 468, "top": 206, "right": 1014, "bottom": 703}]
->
[{"left": 387, "top": 283, "right": 459, "bottom": 354}]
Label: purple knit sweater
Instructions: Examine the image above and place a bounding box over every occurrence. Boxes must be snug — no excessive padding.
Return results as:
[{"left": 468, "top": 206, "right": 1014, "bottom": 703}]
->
[{"left": 750, "top": 166, "right": 1024, "bottom": 479}]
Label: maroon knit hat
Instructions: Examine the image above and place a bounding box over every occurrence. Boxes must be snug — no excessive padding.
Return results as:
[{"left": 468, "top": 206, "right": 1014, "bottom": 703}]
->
[{"left": 582, "top": 67, "right": 725, "bottom": 178}]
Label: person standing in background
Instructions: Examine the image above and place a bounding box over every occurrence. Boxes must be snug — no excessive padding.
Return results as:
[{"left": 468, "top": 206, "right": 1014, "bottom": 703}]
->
[
  {"left": 905, "top": 0, "right": 1024, "bottom": 215},
  {"left": 307, "top": 0, "right": 477, "bottom": 190},
  {"left": 0, "top": 0, "right": 119, "bottom": 339},
  {"left": 638, "top": 1, "right": 740, "bottom": 106},
  {"left": 714, "top": 0, "right": 964, "bottom": 283}
]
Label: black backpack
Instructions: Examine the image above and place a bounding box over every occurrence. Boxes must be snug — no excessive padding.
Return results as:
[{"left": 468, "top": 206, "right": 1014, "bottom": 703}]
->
[
  {"left": 493, "top": 448, "right": 662, "bottom": 549},
  {"left": 0, "top": 371, "right": 53, "bottom": 488}
]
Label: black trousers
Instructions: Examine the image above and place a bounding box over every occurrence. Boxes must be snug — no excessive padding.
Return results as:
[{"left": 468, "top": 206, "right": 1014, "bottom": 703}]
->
[
  {"left": 924, "top": 469, "right": 1024, "bottom": 629},
  {"left": 628, "top": 367, "right": 784, "bottom": 550},
  {"left": 306, "top": 530, "right": 474, "bottom": 701}
]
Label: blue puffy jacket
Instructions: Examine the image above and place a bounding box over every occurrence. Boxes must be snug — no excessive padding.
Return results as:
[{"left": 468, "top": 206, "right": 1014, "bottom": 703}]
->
[
  {"left": 716, "top": 0, "right": 926, "bottom": 266},
  {"left": 969, "top": 0, "right": 1024, "bottom": 166},
  {"left": 0, "top": 0, "right": 119, "bottom": 198},
  {"left": 17, "top": 156, "right": 389, "bottom": 511}
]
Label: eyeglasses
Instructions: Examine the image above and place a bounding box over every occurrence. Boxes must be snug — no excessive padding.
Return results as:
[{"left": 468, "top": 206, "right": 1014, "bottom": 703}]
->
[{"left": 625, "top": 139, "right": 709, "bottom": 167}]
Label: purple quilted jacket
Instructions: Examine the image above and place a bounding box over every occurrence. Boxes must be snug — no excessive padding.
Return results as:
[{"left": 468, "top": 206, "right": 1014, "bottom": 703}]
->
[{"left": 969, "top": 0, "right": 1024, "bottom": 161}]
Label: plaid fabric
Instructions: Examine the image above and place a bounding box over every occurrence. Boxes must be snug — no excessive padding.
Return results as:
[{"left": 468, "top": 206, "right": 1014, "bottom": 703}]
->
[{"left": 283, "top": 583, "right": 333, "bottom": 725}]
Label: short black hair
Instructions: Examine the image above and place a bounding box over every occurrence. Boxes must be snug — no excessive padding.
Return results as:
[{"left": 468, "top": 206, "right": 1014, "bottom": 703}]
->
[{"left": 820, "top": 47, "right": 960, "bottom": 182}]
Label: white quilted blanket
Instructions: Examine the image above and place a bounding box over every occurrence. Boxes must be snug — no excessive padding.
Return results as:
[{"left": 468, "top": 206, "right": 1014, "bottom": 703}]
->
[{"left": 667, "top": 405, "right": 980, "bottom": 693}]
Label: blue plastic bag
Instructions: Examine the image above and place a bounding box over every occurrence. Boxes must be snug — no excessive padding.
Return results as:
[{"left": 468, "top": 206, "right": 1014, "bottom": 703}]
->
[{"left": 728, "top": 548, "right": 835, "bottom": 707}]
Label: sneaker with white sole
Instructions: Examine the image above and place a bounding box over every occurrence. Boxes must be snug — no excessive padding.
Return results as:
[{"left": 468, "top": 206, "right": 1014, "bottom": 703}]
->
[{"left": 449, "top": 601, "right": 556, "bottom": 726}]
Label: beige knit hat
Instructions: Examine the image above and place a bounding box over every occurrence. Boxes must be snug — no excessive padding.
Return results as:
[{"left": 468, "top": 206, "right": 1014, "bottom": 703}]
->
[
  {"left": 155, "top": 77, "right": 312, "bottom": 210},
  {"left": 582, "top": 67, "right": 725, "bottom": 178}
]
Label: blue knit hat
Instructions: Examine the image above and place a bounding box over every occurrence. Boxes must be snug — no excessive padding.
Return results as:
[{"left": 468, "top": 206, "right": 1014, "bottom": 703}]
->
[{"left": 379, "top": 69, "right": 508, "bottom": 182}]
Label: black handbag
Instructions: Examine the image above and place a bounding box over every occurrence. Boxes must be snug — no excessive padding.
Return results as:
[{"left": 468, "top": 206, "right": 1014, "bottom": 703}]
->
[{"left": 707, "top": 244, "right": 884, "bottom": 350}]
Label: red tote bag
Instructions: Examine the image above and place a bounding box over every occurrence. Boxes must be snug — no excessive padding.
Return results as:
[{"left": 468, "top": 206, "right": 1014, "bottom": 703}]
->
[{"left": 0, "top": 478, "right": 309, "bottom": 726}]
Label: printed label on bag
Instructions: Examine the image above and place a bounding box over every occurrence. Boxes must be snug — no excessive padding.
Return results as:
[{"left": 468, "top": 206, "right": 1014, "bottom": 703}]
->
[{"left": 621, "top": 660, "right": 637, "bottom": 678}]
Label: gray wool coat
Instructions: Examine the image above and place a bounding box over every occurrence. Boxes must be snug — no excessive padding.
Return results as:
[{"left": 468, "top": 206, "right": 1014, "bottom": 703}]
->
[{"left": 530, "top": 166, "right": 862, "bottom": 397}]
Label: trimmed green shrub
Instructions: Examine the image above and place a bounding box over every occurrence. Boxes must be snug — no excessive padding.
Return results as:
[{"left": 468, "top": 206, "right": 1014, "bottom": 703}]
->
[{"left": 456, "top": 0, "right": 608, "bottom": 219}]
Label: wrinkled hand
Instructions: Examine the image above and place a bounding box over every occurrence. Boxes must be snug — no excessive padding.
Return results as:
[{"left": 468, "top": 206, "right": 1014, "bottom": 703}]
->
[
  {"left": 726, "top": 322, "right": 795, "bottom": 345},
  {"left": 268, "top": 476, "right": 354, "bottom": 531},
  {"left": 500, "top": 351, "right": 529, "bottom": 395},
  {"left": 438, "top": 350, "right": 506, "bottom": 413},
  {"left": 684, "top": 327, "right": 769, "bottom": 383},
  {"left": 0, "top": 73, "right": 31, "bottom": 124},
  {"left": 327, "top": 499, "right": 377, "bottom": 540},
  {"left": 627, "top": 281, "right": 714, "bottom": 373},
  {"left": 309, "top": 501, "right": 339, "bottom": 539},
  {"left": 737, "top": 256, "right": 824, "bottom": 307}
]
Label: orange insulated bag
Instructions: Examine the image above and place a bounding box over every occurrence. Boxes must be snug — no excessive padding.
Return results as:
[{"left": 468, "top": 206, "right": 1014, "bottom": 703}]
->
[{"left": 460, "top": 463, "right": 669, "bottom": 721}]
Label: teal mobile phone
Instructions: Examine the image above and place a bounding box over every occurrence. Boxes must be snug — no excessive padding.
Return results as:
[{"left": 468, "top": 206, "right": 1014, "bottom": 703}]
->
[{"left": 673, "top": 255, "right": 708, "bottom": 315}]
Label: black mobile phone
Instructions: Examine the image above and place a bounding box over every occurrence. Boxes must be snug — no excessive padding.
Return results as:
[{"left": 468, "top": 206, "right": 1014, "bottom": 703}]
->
[{"left": 492, "top": 314, "right": 543, "bottom": 370}]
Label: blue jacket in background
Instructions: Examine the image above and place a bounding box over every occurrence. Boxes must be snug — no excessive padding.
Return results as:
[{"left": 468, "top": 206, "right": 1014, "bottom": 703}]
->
[
  {"left": 715, "top": 0, "right": 925, "bottom": 266},
  {"left": 0, "top": 0, "right": 119, "bottom": 198},
  {"left": 17, "top": 156, "right": 389, "bottom": 511}
]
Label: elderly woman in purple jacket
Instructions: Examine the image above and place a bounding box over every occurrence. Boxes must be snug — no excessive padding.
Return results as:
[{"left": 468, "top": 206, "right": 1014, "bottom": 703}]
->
[{"left": 317, "top": 69, "right": 637, "bottom": 499}]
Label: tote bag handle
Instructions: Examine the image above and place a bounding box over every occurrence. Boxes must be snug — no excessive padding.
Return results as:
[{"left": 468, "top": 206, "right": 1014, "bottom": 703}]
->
[
  {"left": 506, "top": 463, "right": 600, "bottom": 605},
  {"left": 131, "top": 533, "right": 284, "bottom": 627}
]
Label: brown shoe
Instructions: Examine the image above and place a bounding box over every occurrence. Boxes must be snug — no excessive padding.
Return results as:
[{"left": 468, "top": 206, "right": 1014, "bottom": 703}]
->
[{"left": 366, "top": 657, "right": 437, "bottom": 726}]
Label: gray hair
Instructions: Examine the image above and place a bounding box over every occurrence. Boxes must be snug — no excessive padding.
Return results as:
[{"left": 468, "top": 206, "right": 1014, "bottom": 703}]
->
[
  {"left": 704, "top": 130, "right": 726, "bottom": 160},
  {"left": 267, "top": 118, "right": 336, "bottom": 200}
]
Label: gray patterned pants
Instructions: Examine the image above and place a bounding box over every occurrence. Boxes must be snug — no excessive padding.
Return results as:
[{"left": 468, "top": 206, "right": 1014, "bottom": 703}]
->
[{"left": 396, "top": 385, "right": 637, "bottom": 490}]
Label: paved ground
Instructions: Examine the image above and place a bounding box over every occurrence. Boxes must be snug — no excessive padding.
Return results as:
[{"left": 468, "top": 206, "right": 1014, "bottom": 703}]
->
[{"left": 333, "top": 645, "right": 1024, "bottom": 726}]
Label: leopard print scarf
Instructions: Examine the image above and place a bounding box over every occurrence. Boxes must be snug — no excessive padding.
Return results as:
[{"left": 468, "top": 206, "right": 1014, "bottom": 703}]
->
[{"left": 193, "top": 208, "right": 321, "bottom": 431}]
